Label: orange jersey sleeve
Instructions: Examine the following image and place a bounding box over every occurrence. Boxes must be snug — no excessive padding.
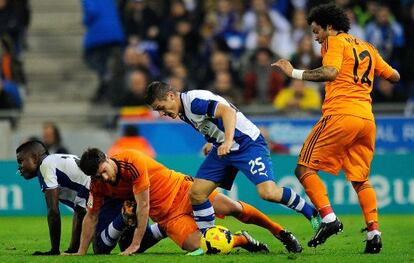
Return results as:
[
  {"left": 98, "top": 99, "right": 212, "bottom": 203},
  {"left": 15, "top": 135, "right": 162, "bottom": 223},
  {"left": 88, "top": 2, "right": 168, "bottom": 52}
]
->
[
  {"left": 320, "top": 33, "right": 395, "bottom": 120},
  {"left": 113, "top": 149, "right": 187, "bottom": 222}
]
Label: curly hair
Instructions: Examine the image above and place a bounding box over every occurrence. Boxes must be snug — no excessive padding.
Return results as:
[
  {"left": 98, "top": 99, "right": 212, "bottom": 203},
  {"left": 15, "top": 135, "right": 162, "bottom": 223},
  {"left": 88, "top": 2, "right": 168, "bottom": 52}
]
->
[
  {"left": 307, "top": 3, "right": 350, "bottom": 33},
  {"left": 80, "top": 148, "right": 106, "bottom": 176}
]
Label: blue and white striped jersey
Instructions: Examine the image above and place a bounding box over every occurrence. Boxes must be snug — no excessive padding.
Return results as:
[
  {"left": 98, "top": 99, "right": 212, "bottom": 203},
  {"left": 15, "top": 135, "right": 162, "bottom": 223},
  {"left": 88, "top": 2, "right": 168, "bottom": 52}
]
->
[
  {"left": 179, "top": 90, "right": 260, "bottom": 150},
  {"left": 37, "top": 154, "right": 90, "bottom": 209}
]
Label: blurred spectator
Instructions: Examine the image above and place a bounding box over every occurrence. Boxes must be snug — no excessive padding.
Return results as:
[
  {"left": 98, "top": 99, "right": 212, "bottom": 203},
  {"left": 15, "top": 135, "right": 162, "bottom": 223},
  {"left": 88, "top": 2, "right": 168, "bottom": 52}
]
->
[
  {"left": 243, "top": 48, "right": 284, "bottom": 104},
  {"left": 245, "top": 11, "right": 293, "bottom": 59},
  {"left": 107, "top": 124, "right": 156, "bottom": 157},
  {"left": 290, "top": 33, "right": 321, "bottom": 70},
  {"left": 198, "top": 50, "right": 241, "bottom": 88},
  {"left": 0, "top": 78, "right": 22, "bottom": 109},
  {"left": 114, "top": 69, "right": 148, "bottom": 107},
  {"left": 242, "top": 0, "right": 291, "bottom": 36},
  {"left": 159, "top": 0, "right": 191, "bottom": 44},
  {"left": 1, "top": 35, "right": 26, "bottom": 86},
  {"left": 345, "top": 7, "right": 365, "bottom": 40},
  {"left": 290, "top": 8, "right": 318, "bottom": 53},
  {"left": 351, "top": 1, "right": 377, "bottom": 26},
  {"left": 0, "top": 78, "right": 20, "bottom": 109},
  {"left": 123, "top": 44, "right": 160, "bottom": 79},
  {"left": 122, "top": 0, "right": 160, "bottom": 44},
  {"left": 365, "top": 4, "right": 404, "bottom": 63},
  {"left": 160, "top": 51, "right": 183, "bottom": 79},
  {"left": 0, "top": 0, "right": 26, "bottom": 53},
  {"left": 371, "top": 78, "right": 406, "bottom": 103},
  {"left": 208, "top": 71, "right": 242, "bottom": 106},
  {"left": 273, "top": 79, "right": 321, "bottom": 112},
  {"left": 42, "top": 122, "right": 70, "bottom": 154},
  {"left": 81, "top": 0, "right": 125, "bottom": 102}
]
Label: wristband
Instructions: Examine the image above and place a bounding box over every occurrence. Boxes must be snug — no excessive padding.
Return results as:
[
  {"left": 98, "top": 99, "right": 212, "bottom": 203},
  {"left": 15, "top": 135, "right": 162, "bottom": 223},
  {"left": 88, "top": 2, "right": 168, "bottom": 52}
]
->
[{"left": 292, "top": 69, "right": 305, "bottom": 80}]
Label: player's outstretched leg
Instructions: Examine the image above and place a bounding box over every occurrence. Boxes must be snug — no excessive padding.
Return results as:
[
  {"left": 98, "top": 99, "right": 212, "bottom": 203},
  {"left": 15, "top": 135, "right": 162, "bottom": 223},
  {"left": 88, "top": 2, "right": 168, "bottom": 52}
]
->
[
  {"left": 256, "top": 181, "right": 320, "bottom": 231},
  {"left": 212, "top": 195, "right": 303, "bottom": 253},
  {"left": 233, "top": 230, "right": 269, "bottom": 253}
]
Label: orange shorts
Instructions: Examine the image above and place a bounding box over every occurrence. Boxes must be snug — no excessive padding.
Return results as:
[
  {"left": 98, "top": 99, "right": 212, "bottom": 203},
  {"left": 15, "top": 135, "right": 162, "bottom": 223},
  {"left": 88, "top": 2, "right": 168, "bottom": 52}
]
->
[
  {"left": 297, "top": 115, "right": 375, "bottom": 181},
  {"left": 157, "top": 181, "right": 221, "bottom": 249}
]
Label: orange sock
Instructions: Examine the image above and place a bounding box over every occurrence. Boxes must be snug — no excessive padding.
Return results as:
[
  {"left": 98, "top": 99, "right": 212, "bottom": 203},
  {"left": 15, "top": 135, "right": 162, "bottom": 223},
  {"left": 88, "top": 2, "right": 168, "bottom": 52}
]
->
[
  {"left": 232, "top": 234, "right": 248, "bottom": 248},
  {"left": 352, "top": 181, "right": 378, "bottom": 227},
  {"left": 299, "top": 171, "right": 330, "bottom": 210},
  {"left": 236, "top": 201, "right": 283, "bottom": 236}
]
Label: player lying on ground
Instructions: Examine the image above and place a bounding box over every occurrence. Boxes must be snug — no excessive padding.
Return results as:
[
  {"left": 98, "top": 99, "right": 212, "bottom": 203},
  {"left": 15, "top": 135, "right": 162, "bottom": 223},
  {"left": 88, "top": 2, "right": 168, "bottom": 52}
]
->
[
  {"left": 16, "top": 140, "right": 163, "bottom": 255},
  {"left": 67, "top": 148, "right": 302, "bottom": 256},
  {"left": 271, "top": 3, "right": 400, "bottom": 254}
]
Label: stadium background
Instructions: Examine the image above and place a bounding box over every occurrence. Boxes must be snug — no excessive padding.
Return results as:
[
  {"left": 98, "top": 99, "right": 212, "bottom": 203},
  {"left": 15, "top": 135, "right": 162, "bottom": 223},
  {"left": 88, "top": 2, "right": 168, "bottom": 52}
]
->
[{"left": 0, "top": 0, "right": 413, "bottom": 230}]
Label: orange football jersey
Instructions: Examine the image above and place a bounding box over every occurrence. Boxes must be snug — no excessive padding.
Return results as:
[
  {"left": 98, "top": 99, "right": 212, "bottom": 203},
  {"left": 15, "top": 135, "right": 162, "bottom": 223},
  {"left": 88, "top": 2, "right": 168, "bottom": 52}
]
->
[
  {"left": 321, "top": 33, "right": 395, "bottom": 120},
  {"left": 88, "top": 149, "right": 186, "bottom": 222}
]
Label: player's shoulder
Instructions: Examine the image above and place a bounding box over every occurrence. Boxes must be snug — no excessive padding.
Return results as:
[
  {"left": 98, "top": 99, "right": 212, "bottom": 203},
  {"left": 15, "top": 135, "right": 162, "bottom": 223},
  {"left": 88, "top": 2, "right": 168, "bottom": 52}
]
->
[
  {"left": 184, "top": 90, "right": 217, "bottom": 101},
  {"left": 112, "top": 149, "right": 148, "bottom": 162}
]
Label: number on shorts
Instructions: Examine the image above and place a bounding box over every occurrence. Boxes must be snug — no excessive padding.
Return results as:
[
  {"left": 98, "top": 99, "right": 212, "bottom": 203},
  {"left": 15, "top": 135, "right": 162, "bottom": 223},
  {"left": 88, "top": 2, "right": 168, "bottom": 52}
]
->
[{"left": 248, "top": 157, "right": 265, "bottom": 175}]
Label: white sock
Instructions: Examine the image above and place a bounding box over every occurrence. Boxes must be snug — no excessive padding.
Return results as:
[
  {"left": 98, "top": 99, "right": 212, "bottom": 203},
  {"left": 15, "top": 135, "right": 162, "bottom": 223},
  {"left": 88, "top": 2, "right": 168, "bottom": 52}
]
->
[
  {"left": 367, "top": 230, "right": 381, "bottom": 240},
  {"left": 150, "top": 223, "right": 165, "bottom": 240},
  {"left": 321, "top": 213, "right": 337, "bottom": 223}
]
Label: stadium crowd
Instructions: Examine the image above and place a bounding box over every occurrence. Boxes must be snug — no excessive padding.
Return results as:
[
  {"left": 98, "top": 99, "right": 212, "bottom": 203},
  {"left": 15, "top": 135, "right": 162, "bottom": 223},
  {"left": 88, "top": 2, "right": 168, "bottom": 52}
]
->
[{"left": 81, "top": 0, "right": 414, "bottom": 114}]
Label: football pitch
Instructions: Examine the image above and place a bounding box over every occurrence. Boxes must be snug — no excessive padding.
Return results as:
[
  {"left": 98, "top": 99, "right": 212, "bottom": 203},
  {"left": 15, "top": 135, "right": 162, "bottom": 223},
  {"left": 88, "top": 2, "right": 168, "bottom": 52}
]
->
[{"left": 0, "top": 215, "right": 413, "bottom": 263}]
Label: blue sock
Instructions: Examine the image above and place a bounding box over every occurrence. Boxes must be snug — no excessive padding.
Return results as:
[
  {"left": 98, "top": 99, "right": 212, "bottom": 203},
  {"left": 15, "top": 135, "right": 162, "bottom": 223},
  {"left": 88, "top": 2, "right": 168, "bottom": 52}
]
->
[
  {"left": 280, "top": 187, "right": 316, "bottom": 220},
  {"left": 96, "top": 214, "right": 126, "bottom": 253},
  {"left": 192, "top": 200, "right": 215, "bottom": 233}
]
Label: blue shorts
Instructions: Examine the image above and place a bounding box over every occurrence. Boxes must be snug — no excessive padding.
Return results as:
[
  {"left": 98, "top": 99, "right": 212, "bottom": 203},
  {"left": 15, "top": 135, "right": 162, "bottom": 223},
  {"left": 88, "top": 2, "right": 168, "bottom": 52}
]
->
[{"left": 196, "top": 135, "right": 274, "bottom": 190}]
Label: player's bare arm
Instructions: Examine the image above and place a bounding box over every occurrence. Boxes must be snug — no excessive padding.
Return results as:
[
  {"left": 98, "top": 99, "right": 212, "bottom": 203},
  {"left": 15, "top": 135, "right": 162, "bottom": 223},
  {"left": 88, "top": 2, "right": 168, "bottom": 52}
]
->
[
  {"left": 73, "top": 210, "right": 98, "bottom": 255},
  {"left": 387, "top": 70, "right": 400, "bottom": 83},
  {"left": 42, "top": 188, "right": 61, "bottom": 255},
  {"left": 66, "top": 205, "right": 86, "bottom": 253},
  {"left": 302, "top": 66, "right": 338, "bottom": 82},
  {"left": 120, "top": 189, "right": 150, "bottom": 256},
  {"left": 271, "top": 59, "right": 338, "bottom": 82},
  {"left": 214, "top": 103, "right": 236, "bottom": 156}
]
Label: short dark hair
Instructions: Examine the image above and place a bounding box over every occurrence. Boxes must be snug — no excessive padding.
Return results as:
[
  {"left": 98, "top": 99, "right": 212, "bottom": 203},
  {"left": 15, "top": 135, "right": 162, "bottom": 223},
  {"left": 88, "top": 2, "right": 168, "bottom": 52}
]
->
[
  {"left": 144, "top": 81, "right": 175, "bottom": 105},
  {"left": 16, "top": 140, "right": 49, "bottom": 155},
  {"left": 80, "top": 148, "right": 106, "bottom": 176},
  {"left": 307, "top": 3, "right": 350, "bottom": 33}
]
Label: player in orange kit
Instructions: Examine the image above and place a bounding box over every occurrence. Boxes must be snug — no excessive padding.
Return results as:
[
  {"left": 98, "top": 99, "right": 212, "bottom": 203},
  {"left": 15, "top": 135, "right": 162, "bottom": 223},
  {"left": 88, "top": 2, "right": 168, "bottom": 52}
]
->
[
  {"left": 272, "top": 3, "right": 400, "bottom": 254},
  {"left": 73, "top": 148, "right": 302, "bottom": 256}
]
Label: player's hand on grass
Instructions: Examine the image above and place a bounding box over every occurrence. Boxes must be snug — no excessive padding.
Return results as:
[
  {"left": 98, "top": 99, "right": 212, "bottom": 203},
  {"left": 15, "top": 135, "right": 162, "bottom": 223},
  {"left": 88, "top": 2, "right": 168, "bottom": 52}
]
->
[
  {"left": 120, "top": 244, "right": 140, "bottom": 256},
  {"left": 217, "top": 141, "right": 232, "bottom": 156},
  {"left": 202, "top": 143, "right": 213, "bottom": 156},
  {"left": 32, "top": 249, "right": 60, "bottom": 255},
  {"left": 271, "top": 59, "right": 294, "bottom": 77}
]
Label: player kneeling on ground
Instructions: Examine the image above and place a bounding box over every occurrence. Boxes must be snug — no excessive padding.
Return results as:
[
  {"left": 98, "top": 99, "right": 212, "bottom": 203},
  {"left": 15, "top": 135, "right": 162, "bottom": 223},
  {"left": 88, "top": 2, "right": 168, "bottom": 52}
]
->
[
  {"left": 16, "top": 140, "right": 90, "bottom": 255},
  {"left": 66, "top": 148, "right": 302, "bottom": 256}
]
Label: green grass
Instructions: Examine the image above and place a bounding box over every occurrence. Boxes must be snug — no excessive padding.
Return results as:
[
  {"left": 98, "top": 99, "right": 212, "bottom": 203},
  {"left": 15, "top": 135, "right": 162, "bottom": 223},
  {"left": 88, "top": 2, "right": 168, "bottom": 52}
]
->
[{"left": 0, "top": 215, "right": 413, "bottom": 262}]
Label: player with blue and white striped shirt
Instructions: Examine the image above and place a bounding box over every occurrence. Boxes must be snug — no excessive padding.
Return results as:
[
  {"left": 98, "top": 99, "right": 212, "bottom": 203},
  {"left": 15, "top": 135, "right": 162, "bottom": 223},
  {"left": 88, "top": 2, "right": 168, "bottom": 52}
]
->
[
  {"left": 145, "top": 81, "right": 320, "bottom": 233},
  {"left": 16, "top": 140, "right": 163, "bottom": 255}
]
